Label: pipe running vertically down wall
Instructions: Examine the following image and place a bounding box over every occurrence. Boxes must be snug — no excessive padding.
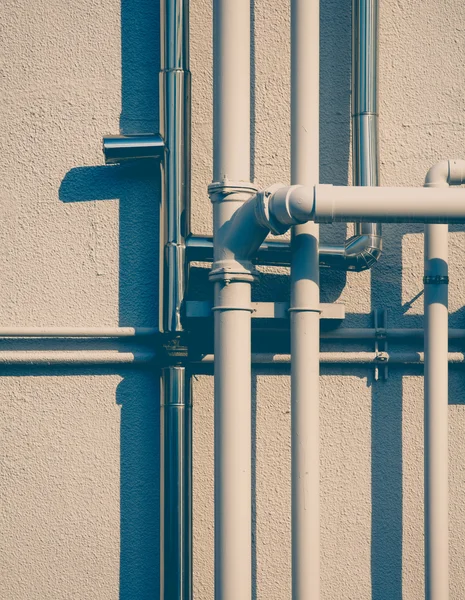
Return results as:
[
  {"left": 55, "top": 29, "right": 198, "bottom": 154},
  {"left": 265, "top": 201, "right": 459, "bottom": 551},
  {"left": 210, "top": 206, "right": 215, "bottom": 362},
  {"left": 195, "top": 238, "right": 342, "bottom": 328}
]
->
[
  {"left": 210, "top": 1, "right": 254, "bottom": 599},
  {"left": 159, "top": 0, "right": 191, "bottom": 335},
  {"left": 351, "top": 0, "right": 381, "bottom": 255},
  {"left": 424, "top": 222, "right": 449, "bottom": 600},
  {"left": 290, "top": 0, "right": 321, "bottom": 598},
  {"left": 423, "top": 160, "right": 465, "bottom": 600},
  {"left": 159, "top": 0, "right": 192, "bottom": 598},
  {"left": 160, "top": 367, "right": 192, "bottom": 600}
]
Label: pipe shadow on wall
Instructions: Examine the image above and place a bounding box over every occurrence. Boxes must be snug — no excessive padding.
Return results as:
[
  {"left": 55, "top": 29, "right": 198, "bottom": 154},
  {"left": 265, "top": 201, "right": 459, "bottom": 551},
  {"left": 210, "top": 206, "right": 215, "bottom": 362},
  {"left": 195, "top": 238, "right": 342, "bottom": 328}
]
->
[{"left": 59, "top": 0, "right": 161, "bottom": 596}]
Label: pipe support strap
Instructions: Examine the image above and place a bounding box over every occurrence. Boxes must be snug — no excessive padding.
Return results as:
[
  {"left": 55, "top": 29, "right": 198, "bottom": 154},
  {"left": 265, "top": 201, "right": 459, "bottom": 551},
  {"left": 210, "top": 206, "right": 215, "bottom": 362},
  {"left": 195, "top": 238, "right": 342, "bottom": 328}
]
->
[{"left": 423, "top": 276, "right": 449, "bottom": 285}]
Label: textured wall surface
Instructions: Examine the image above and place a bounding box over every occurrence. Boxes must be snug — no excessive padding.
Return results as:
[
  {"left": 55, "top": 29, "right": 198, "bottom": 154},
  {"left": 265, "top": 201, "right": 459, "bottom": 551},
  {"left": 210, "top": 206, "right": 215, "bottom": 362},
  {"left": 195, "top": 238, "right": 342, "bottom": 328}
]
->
[{"left": 1, "top": 0, "right": 465, "bottom": 598}]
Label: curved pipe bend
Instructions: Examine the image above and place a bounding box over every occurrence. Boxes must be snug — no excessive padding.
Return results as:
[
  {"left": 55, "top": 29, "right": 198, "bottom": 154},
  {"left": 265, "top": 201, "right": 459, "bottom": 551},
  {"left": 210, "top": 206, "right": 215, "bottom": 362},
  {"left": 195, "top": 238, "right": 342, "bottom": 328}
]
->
[
  {"left": 262, "top": 184, "right": 383, "bottom": 271},
  {"left": 425, "top": 159, "right": 465, "bottom": 188}
]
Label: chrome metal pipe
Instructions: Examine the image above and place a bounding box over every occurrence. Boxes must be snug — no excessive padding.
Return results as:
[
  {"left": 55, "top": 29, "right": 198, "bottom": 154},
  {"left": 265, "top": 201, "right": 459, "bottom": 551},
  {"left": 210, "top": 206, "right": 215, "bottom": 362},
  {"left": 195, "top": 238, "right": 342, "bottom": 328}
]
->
[
  {"left": 159, "top": 0, "right": 191, "bottom": 334},
  {"left": 352, "top": 0, "right": 380, "bottom": 191},
  {"left": 186, "top": 234, "right": 380, "bottom": 270},
  {"left": 159, "top": 0, "right": 192, "bottom": 598},
  {"left": 186, "top": 234, "right": 292, "bottom": 267},
  {"left": 160, "top": 366, "right": 192, "bottom": 600},
  {"left": 103, "top": 134, "right": 165, "bottom": 163},
  {"left": 312, "top": 0, "right": 381, "bottom": 270}
]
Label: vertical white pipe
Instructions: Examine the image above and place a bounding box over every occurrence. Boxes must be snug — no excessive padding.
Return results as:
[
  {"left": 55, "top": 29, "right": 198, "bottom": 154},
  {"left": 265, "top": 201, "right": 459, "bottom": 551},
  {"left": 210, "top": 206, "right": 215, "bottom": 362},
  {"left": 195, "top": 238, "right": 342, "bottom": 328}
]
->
[
  {"left": 212, "top": 1, "right": 252, "bottom": 599},
  {"left": 213, "top": 0, "right": 250, "bottom": 183},
  {"left": 424, "top": 223, "right": 449, "bottom": 600},
  {"left": 290, "top": 0, "right": 320, "bottom": 598},
  {"left": 214, "top": 282, "right": 253, "bottom": 600}
]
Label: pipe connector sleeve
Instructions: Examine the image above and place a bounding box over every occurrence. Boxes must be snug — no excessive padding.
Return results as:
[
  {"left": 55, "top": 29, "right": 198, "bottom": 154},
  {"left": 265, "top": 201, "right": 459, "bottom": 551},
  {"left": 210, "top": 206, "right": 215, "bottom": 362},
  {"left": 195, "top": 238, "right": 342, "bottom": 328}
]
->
[{"left": 256, "top": 184, "right": 315, "bottom": 234}]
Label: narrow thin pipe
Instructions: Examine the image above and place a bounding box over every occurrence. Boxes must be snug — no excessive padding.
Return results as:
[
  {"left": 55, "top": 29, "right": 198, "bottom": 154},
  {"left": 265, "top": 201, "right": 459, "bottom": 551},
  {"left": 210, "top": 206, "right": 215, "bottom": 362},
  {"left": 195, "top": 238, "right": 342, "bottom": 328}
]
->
[
  {"left": 212, "top": 1, "right": 252, "bottom": 598},
  {"left": 290, "top": 0, "right": 320, "bottom": 597},
  {"left": 0, "top": 349, "right": 464, "bottom": 367},
  {"left": 322, "top": 328, "right": 465, "bottom": 340},
  {"left": 0, "top": 327, "right": 158, "bottom": 337},
  {"left": 160, "top": 367, "right": 192, "bottom": 600},
  {"left": 0, "top": 351, "right": 155, "bottom": 364},
  {"left": 3, "top": 325, "right": 465, "bottom": 341},
  {"left": 196, "top": 352, "right": 465, "bottom": 365}
]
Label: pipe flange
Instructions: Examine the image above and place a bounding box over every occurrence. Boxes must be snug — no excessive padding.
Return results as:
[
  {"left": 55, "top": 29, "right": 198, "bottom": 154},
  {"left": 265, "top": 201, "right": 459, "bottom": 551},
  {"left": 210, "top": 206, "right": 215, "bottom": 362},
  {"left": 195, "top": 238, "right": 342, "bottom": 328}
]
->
[
  {"left": 209, "top": 259, "right": 257, "bottom": 283},
  {"left": 208, "top": 180, "right": 259, "bottom": 203}
]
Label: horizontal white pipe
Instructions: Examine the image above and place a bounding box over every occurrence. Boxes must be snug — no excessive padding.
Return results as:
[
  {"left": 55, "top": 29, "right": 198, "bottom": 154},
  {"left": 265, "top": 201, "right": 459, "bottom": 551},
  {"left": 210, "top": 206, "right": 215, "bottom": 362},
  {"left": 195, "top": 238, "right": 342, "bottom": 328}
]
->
[
  {"left": 0, "top": 351, "right": 155, "bottom": 365},
  {"left": 197, "top": 352, "right": 465, "bottom": 364},
  {"left": 0, "top": 327, "right": 157, "bottom": 338},
  {"left": 322, "top": 328, "right": 465, "bottom": 339},
  {"left": 2, "top": 326, "right": 464, "bottom": 341},
  {"left": 0, "top": 349, "right": 463, "bottom": 366},
  {"left": 315, "top": 185, "right": 465, "bottom": 223}
]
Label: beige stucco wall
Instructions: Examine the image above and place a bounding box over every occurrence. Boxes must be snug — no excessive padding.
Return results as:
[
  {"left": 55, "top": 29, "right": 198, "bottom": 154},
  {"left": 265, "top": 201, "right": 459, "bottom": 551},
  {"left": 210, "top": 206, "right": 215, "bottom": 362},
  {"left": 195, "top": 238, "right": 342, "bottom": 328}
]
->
[{"left": 1, "top": 0, "right": 465, "bottom": 598}]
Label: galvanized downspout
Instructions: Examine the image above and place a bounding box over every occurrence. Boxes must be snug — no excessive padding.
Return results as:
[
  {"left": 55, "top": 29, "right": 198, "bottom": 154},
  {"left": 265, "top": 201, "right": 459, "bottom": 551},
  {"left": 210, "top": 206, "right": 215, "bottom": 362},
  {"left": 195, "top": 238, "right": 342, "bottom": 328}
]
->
[
  {"left": 159, "top": 0, "right": 192, "bottom": 598},
  {"left": 348, "top": 0, "right": 382, "bottom": 264}
]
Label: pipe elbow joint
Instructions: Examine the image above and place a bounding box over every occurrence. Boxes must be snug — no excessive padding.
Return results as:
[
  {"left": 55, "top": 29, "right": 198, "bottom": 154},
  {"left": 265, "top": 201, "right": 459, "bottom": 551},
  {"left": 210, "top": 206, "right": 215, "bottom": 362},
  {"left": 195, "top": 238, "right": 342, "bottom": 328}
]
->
[
  {"left": 343, "top": 234, "right": 383, "bottom": 271},
  {"left": 425, "top": 159, "right": 465, "bottom": 188}
]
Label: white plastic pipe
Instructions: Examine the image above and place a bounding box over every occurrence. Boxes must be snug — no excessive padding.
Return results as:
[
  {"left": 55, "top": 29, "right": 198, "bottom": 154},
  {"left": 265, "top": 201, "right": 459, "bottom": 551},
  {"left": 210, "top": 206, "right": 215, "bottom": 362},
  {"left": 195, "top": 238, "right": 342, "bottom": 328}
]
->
[
  {"left": 213, "top": 281, "right": 252, "bottom": 600},
  {"left": 423, "top": 163, "right": 457, "bottom": 600},
  {"left": 196, "top": 352, "right": 465, "bottom": 365},
  {"left": 212, "top": 1, "right": 252, "bottom": 598},
  {"left": 0, "top": 327, "right": 157, "bottom": 337},
  {"left": 290, "top": 0, "right": 320, "bottom": 598},
  {"left": 314, "top": 184, "right": 465, "bottom": 223},
  {"left": 424, "top": 224, "right": 449, "bottom": 600}
]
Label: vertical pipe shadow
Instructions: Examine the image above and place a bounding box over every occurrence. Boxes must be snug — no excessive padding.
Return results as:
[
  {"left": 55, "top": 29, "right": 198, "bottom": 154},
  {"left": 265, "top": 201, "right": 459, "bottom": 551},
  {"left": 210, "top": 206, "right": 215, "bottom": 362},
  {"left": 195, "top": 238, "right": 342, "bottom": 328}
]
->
[
  {"left": 117, "top": 369, "right": 161, "bottom": 600},
  {"left": 250, "top": 0, "right": 256, "bottom": 183},
  {"left": 119, "top": 0, "right": 161, "bottom": 596},
  {"left": 120, "top": 0, "right": 160, "bottom": 134},
  {"left": 251, "top": 371, "right": 258, "bottom": 600},
  {"left": 370, "top": 226, "right": 409, "bottom": 599},
  {"left": 370, "top": 374, "right": 403, "bottom": 599},
  {"left": 319, "top": 0, "right": 350, "bottom": 303},
  {"left": 59, "top": 0, "right": 162, "bottom": 596}
]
